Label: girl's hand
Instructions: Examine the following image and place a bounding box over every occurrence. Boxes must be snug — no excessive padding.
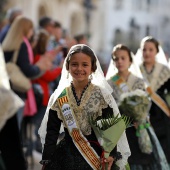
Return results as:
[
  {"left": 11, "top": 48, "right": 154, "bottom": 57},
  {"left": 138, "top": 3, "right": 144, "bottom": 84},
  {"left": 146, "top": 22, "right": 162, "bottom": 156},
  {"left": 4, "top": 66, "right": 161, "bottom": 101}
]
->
[
  {"left": 103, "top": 156, "right": 114, "bottom": 170},
  {"left": 134, "top": 122, "right": 139, "bottom": 129}
]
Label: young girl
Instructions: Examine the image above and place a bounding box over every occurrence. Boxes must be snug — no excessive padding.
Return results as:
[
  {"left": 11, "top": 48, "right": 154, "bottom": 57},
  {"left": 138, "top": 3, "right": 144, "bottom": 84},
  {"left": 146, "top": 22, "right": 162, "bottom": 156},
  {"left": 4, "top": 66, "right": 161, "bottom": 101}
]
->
[
  {"left": 39, "top": 44, "right": 130, "bottom": 170},
  {"left": 136, "top": 36, "right": 170, "bottom": 164},
  {"left": 107, "top": 44, "right": 169, "bottom": 170}
]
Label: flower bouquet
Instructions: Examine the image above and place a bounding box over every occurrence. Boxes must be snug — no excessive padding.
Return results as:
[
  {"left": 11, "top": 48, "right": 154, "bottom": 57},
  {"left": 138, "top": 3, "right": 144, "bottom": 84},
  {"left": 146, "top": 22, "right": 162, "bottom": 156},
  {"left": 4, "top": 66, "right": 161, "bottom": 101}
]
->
[
  {"left": 118, "top": 89, "right": 152, "bottom": 154},
  {"left": 89, "top": 113, "right": 131, "bottom": 170}
]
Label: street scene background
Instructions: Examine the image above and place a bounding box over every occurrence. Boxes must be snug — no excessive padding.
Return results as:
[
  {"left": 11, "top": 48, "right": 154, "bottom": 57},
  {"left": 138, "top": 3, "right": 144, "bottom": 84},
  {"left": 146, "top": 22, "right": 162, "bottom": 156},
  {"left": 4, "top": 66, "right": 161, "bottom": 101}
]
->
[{"left": 0, "top": 0, "right": 170, "bottom": 170}]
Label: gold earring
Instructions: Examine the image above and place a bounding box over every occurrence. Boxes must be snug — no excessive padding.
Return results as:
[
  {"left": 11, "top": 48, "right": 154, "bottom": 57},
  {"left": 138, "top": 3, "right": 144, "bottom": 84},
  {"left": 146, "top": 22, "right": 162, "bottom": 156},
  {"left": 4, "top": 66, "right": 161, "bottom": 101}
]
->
[{"left": 89, "top": 74, "right": 93, "bottom": 80}]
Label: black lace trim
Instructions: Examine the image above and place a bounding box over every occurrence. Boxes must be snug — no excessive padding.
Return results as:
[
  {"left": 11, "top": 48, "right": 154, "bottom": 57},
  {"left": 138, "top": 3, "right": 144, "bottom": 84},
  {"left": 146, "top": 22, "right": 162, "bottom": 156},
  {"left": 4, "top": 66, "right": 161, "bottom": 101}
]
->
[
  {"left": 71, "top": 81, "right": 91, "bottom": 106},
  {"left": 143, "top": 64, "right": 155, "bottom": 74}
]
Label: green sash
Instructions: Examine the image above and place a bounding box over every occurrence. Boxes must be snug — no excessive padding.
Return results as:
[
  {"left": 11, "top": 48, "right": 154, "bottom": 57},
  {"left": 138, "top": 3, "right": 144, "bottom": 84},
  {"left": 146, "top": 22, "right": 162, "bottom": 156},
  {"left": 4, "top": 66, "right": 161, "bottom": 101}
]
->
[{"left": 111, "top": 74, "right": 129, "bottom": 93}]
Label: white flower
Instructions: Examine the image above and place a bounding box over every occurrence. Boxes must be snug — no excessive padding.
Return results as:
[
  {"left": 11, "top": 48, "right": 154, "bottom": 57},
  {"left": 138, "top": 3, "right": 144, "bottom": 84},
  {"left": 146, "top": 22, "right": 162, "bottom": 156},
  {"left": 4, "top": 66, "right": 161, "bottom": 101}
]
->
[{"left": 119, "top": 89, "right": 147, "bottom": 102}]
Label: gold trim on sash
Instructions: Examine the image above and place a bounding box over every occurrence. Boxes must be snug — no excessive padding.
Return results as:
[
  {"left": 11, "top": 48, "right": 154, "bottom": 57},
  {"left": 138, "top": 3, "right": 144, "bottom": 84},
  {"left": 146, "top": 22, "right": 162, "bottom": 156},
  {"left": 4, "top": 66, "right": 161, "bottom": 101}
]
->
[
  {"left": 58, "top": 96, "right": 68, "bottom": 107},
  {"left": 57, "top": 88, "right": 101, "bottom": 170},
  {"left": 146, "top": 87, "right": 170, "bottom": 117},
  {"left": 140, "top": 64, "right": 170, "bottom": 117},
  {"left": 72, "top": 129, "right": 101, "bottom": 169}
]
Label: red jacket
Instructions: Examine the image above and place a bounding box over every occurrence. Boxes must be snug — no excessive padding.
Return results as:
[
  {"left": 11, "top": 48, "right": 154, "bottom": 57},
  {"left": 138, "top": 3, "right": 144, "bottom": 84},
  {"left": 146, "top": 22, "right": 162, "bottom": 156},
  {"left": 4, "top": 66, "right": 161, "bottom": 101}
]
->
[{"left": 33, "top": 54, "right": 62, "bottom": 106}]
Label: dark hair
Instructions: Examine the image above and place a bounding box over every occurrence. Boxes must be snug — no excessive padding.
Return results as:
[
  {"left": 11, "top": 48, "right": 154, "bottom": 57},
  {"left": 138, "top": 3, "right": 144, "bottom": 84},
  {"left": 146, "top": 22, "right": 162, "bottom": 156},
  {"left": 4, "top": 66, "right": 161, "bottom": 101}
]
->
[
  {"left": 39, "top": 16, "right": 54, "bottom": 28},
  {"left": 141, "top": 36, "right": 159, "bottom": 53},
  {"left": 33, "top": 30, "right": 49, "bottom": 55},
  {"left": 66, "top": 45, "right": 97, "bottom": 72},
  {"left": 54, "top": 21, "right": 61, "bottom": 28},
  {"left": 112, "top": 44, "right": 133, "bottom": 62},
  {"left": 74, "top": 34, "right": 86, "bottom": 43}
]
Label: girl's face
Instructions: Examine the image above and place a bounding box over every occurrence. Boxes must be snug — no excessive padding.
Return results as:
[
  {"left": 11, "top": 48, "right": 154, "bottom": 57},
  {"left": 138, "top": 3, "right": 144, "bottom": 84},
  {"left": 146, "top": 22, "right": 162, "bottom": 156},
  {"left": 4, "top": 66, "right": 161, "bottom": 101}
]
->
[
  {"left": 142, "top": 42, "right": 157, "bottom": 64},
  {"left": 68, "top": 52, "right": 92, "bottom": 83},
  {"left": 114, "top": 49, "right": 131, "bottom": 73}
]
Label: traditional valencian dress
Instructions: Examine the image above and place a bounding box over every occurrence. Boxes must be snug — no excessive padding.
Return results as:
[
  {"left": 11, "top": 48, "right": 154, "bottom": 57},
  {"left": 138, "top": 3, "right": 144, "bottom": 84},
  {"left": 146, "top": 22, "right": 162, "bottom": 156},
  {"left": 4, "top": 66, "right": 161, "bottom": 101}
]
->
[
  {"left": 107, "top": 72, "right": 169, "bottom": 170},
  {"left": 41, "top": 83, "right": 123, "bottom": 170},
  {"left": 39, "top": 44, "right": 130, "bottom": 170},
  {"left": 140, "top": 62, "right": 170, "bottom": 164}
]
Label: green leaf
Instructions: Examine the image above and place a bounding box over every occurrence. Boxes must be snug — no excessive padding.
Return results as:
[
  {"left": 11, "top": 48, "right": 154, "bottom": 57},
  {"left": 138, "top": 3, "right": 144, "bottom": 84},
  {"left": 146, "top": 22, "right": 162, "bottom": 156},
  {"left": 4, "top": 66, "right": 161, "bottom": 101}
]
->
[{"left": 89, "top": 113, "right": 131, "bottom": 131}]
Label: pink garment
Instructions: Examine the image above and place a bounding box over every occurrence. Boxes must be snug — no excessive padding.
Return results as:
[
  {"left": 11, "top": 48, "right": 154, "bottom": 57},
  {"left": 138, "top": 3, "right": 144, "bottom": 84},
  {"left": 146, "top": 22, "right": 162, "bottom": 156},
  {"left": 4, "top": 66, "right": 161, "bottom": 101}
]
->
[{"left": 23, "top": 37, "right": 37, "bottom": 116}]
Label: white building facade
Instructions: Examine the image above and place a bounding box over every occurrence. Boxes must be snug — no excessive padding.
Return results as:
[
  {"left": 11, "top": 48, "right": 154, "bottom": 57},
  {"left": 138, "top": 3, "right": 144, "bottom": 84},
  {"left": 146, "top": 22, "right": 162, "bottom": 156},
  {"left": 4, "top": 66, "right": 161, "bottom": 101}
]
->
[{"left": 97, "top": 0, "right": 170, "bottom": 65}]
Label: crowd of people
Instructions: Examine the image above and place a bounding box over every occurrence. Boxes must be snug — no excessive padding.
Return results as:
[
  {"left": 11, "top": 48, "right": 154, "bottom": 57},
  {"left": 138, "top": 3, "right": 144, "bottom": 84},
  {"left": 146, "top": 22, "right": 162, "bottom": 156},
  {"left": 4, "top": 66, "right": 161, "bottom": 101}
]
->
[{"left": 0, "top": 6, "right": 170, "bottom": 170}]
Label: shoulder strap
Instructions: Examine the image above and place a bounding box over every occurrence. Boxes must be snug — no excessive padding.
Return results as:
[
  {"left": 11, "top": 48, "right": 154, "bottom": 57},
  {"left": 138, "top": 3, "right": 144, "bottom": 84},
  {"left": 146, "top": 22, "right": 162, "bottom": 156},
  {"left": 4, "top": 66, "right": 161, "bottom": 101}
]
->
[{"left": 11, "top": 50, "right": 19, "bottom": 63}]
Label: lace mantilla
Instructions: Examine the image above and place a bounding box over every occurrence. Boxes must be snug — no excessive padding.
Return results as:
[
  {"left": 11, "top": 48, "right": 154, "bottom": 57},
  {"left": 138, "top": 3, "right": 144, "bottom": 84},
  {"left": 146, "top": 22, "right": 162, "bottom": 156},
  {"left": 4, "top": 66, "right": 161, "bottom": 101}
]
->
[
  {"left": 51, "top": 84, "right": 108, "bottom": 135},
  {"left": 140, "top": 62, "right": 170, "bottom": 92}
]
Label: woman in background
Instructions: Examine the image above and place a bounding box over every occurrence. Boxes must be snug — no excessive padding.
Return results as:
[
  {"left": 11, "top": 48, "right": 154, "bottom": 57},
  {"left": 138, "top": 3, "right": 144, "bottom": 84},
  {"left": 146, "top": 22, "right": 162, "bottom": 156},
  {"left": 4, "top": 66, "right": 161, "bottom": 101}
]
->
[{"left": 2, "top": 16, "right": 52, "bottom": 128}]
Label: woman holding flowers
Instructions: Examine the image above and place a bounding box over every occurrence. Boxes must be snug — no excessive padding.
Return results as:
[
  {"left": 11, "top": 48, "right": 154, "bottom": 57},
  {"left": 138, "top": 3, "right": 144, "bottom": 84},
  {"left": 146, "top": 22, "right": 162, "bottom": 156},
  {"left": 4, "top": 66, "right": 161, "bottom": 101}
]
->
[
  {"left": 136, "top": 36, "right": 170, "bottom": 164},
  {"left": 39, "top": 44, "right": 130, "bottom": 170},
  {"left": 107, "top": 44, "right": 169, "bottom": 170}
]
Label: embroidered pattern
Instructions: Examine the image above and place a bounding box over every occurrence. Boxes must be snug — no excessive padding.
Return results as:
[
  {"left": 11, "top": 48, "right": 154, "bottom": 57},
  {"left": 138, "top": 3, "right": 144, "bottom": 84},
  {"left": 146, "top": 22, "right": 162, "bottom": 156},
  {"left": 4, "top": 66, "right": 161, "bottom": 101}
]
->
[
  {"left": 72, "top": 129, "right": 100, "bottom": 170},
  {"left": 140, "top": 62, "right": 170, "bottom": 92},
  {"left": 51, "top": 84, "right": 108, "bottom": 135}
]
